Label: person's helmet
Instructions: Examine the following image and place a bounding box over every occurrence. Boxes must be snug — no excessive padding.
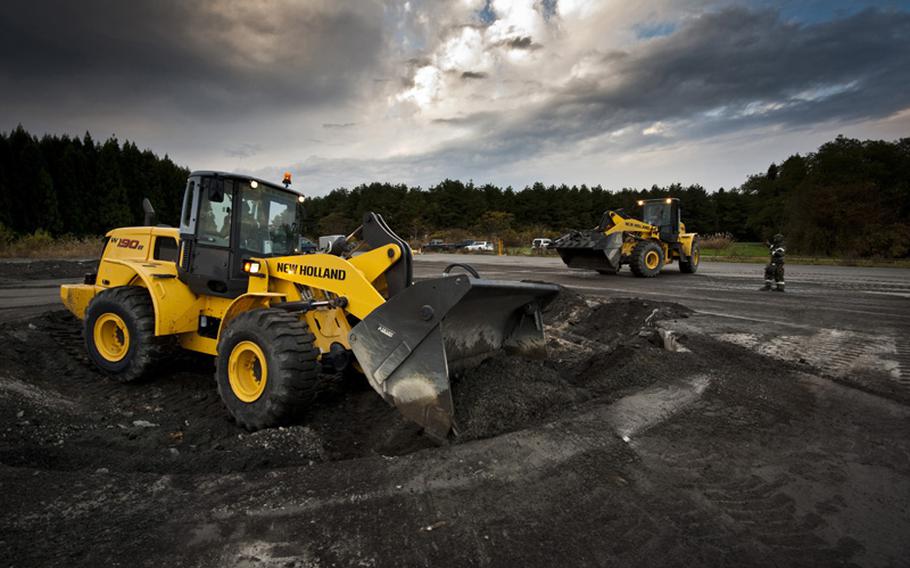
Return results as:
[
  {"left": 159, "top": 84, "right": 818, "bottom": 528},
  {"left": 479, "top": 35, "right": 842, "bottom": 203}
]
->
[{"left": 772, "top": 233, "right": 784, "bottom": 245}]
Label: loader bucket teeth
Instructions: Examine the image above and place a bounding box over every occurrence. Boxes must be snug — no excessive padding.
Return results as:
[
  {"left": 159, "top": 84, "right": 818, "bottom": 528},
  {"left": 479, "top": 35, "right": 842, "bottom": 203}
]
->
[
  {"left": 553, "top": 231, "right": 624, "bottom": 272},
  {"left": 348, "top": 276, "right": 560, "bottom": 441}
]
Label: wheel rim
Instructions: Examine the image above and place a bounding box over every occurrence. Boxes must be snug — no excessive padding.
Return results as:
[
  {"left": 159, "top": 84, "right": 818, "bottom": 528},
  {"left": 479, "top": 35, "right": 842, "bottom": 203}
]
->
[
  {"left": 645, "top": 250, "right": 661, "bottom": 270},
  {"left": 94, "top": 313, "right": 130, "bottom": 362},
  {"left": 693, "top": 248, "right": 700, "bottom": 265},
  {"left": 228, "top": 341, "right": 268, "bottom": 403}
]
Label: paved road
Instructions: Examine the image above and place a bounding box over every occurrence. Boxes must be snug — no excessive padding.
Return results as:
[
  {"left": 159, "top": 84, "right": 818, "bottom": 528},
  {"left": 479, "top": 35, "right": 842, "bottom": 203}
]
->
[
  {"left": 3, "top": 256, "right": 908, "bottom": 392},
  {"left": 0, "top": 278, "right": 70, "bottom": 322},
  {"left": 414, "top": 254, "right": 910, "bottom": 395},
  {"left": 3, "top": 256, "right": 909, "bottom": 330},
  {"left": 415, "top": 254, "right": 910, "bottom": 330}
]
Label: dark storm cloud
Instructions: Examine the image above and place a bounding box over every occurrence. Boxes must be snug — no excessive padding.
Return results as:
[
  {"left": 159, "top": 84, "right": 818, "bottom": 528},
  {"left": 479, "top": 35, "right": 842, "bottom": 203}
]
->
[
  {"left": 0, "top": 0, "right": 385, "bottom": 118},
  {"left": 416, "top": 6, "right": 910, "bottom": 173},
  {"left": 497, "top": 36, "right": 542, "bottom": 50},
  {"left": 278, "top": 5, "right": 910, "bottom": 191}
]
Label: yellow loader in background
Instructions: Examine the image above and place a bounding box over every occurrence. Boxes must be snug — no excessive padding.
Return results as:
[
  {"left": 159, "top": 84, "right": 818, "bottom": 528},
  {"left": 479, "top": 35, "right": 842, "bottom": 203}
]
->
[
  {"left": 60, "top": 171, "right": 559, "bottom": 440},
  {"left": 552, "top": 198, "right": 700, "bottom": 277}
]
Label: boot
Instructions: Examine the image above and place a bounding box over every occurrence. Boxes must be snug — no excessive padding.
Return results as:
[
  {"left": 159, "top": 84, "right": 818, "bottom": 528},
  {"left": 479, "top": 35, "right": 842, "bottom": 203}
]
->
[
  {"left": 774, "top": 282, "right": 785, "bottom": 292},
  {"left": 760, "top": 280, "right": 772, "bottom": 291}
]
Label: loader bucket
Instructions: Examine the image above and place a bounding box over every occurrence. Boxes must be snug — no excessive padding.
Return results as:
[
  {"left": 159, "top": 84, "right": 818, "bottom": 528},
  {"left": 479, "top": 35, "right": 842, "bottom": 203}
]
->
[
  {"left": 553, "top": 231, "right": 623, "bottom": 273},
  {"left": 348, "top": 276, "right": 560, "bottom": 440}
]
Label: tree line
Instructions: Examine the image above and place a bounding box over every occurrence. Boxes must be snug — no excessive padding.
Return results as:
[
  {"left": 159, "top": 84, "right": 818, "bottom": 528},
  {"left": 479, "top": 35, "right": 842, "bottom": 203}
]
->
[
  {"left": 1, "top": 126, "right": 907, "bottom": 258},
  {"left": 304, "top": 136, "right": 910, "bottom": 257},
  {"left": 0, "top": 126, "right": 189, "bottom": 238}
]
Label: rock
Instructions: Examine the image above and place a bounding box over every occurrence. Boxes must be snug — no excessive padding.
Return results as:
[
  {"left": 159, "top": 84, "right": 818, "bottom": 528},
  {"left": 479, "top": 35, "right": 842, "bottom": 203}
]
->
[{"left": 132, "top": 420, "right": 158, "bottom": 428}]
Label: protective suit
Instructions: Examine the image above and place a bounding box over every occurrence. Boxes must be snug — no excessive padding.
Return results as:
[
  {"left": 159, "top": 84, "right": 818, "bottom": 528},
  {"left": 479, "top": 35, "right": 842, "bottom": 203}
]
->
[{"left": 761, "top": 233, "right": 785, "bottom": 292}]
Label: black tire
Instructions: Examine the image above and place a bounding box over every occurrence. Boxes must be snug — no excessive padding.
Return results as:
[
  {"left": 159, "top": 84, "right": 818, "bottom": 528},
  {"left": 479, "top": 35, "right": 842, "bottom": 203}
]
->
[
  {"left": 630, "top": 241, "right": 664, "bottom": 278},
  {"left": 84, "top": 286, "right": 169, "bottom": 382},
  {"left": 680, "top": 238, "right": 700, "bottom": 274},
  {"left": 215, "top": 309, "right": 319, "bottom": 430}
]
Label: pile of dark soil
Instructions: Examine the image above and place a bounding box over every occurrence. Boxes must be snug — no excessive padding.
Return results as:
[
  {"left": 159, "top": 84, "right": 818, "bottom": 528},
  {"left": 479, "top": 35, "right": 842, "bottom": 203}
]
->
[
  {"left": 452, "top": 289, "right": 692, "bottom": 440},
  {"left": 453, "top": 355, "right": 590, "bottom": 440},
  {"left": 0, "top": 288, "right": 692, "bottom": 475},
  {"left": 0, "top": 259, "right": 97, "bottom": 281}
]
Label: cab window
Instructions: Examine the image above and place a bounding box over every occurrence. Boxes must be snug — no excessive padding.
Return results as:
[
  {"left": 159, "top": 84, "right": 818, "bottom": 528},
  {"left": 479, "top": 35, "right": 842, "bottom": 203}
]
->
[
  {"left": 643, "top": 203, "right": 671, "bottom": 227},
  {"left": 153, "top": 237, "right": 179, "bottom": 262},
  {"left": 239, "top": 184, "right": 297, "bottom": 255},
  {"left": 198, "top": 179, "right": 233, "bottom": 247}
]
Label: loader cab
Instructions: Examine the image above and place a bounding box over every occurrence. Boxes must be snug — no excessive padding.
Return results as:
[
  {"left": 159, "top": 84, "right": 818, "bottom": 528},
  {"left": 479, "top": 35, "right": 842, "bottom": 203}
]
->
[
  {"left": 177, "top": 171, "right": 304, "bottom": 298},
  {"left": 639, "top": 198, "right": 681, "bottom": 243}
]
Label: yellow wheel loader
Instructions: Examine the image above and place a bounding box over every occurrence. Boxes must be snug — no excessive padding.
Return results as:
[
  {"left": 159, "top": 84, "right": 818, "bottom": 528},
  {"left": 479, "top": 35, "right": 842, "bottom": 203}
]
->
[
  {"left": 60, "top": 171, "right": 559, "bottom": 440},
  {"left": 552, "top": 198, "right": 700, "bottom": 277}
]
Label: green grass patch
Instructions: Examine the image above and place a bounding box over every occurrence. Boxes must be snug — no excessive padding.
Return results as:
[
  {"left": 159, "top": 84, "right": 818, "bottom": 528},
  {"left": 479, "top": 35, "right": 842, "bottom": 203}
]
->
[
  {"left": 699, "top": 242, "right": 910, "bottom": 268},
  {"left": 700, "top": 242, "right": 767, "bottom": 258}
]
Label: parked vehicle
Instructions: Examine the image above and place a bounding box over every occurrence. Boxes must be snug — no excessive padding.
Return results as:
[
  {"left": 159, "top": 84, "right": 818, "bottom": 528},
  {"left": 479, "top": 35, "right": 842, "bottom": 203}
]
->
[
  {"left": 452, "top": 240, "right": 476, "bottom": 250},
  {"left": 532, "top": 238, "right": 552, "bottom": 249},
  {"left": 465, "top": 241, "right": 494, "bottom": 252},
  {"left": 297, "top": 237, "right": 318, "bottom": 254},
  {"left": 423, "top": 238, "right": 448, "bottom": 252}
]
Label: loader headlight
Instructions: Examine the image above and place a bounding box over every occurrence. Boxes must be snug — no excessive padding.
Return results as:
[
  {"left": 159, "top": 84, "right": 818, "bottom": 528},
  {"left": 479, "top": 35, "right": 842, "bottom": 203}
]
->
[
  {"left": 297, "top": 195, "right": 305, "bottom": 203},
  {"left": 250, "top": 180, "right": 258, "bottom": 189},
  {"left": 637, "top": 200, "right": 644, "bottom": 206},
  {"left": 665, "top": 198, "right": 672, "bottom": 204},
  {"left": 242, "top": 260, "right": 261, "bottom": 274}
]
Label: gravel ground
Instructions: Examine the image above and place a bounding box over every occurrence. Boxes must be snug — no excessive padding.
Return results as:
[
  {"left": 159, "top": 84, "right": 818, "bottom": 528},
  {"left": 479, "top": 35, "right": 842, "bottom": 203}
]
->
[{"left": 0, "top": 283, "right": 908, "bottom": 566}]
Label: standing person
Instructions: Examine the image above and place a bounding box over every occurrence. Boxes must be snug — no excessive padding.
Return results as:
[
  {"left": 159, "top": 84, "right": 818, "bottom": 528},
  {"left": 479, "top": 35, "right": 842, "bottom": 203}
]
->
[{"left": 761, "top": 233, "right": 785, "bottom": 292}]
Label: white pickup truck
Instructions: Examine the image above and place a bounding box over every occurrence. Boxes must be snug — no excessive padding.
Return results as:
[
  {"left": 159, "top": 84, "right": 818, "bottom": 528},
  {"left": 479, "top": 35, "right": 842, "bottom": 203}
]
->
[{"left": 465, "top": 241, "right": 494, "bottom": 252}]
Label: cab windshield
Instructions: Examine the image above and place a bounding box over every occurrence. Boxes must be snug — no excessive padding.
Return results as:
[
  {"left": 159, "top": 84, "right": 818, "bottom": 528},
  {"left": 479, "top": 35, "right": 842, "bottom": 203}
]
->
[
  {"left": 238, "top": 183, "right": 298, "bottom": 256},
  {"left": 642, "top": 202, "right": 671, "bottom": 228}
]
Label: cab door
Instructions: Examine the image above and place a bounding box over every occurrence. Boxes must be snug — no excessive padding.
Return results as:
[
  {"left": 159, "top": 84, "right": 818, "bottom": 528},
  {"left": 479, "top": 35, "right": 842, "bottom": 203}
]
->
[{"left": 178, "top": 176, "right": 243, "bottom": 297}]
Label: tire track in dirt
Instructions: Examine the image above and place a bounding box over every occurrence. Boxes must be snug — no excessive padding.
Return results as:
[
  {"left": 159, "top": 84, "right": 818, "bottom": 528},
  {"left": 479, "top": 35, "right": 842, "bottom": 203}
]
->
[
  {"left": 713, "top": 328, "right": 909, "bottom": 402},
  {"left": 633, "top": 395, "right": 857, "bottom": 566}
]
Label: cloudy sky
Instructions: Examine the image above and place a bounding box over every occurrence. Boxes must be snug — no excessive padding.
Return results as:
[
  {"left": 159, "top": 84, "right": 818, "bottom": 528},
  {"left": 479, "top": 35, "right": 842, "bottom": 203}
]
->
[{"left": 2, "top": 0, "right": 909, "bottom": 194}]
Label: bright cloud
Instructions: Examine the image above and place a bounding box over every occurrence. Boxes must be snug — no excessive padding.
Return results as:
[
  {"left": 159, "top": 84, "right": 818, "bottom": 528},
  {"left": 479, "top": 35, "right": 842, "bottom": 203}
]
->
[{"left": 1, "top": 0, "right": 908, "bottom": 194}]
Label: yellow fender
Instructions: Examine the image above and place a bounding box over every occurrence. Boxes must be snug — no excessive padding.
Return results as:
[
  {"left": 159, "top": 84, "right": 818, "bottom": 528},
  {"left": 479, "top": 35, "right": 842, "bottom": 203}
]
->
[
  {"left": 678, "top": 234, "right": 696, "bottom": 257},
  {"left": 95, "top": 258, "right": 199, "bottom": 336}
]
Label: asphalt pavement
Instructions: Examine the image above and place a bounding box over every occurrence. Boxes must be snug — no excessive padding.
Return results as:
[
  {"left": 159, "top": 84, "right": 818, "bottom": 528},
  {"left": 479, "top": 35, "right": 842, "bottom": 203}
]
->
[
  {"left": 3, "top": 255, "right": 909, "bottom": 332},
  {"left": 413, "top": 253, "right": 910, "bottom": 397},
  {"left": 414, "top": 253, "right": 910, "bottom": 331}
]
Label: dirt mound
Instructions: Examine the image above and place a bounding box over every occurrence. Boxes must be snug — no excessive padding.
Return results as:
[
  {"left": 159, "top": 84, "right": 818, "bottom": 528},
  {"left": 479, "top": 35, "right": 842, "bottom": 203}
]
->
[
  {"left": 542, "top": 285, "right": 591, "bottom": 325},
  {"left": 570, "top": 298, "right": 691, "bottom": 346},
  {"left": 453, "top": 355, "right": 590, "bottom": 441},
  {"left": 0, "top": 289, "right": 693, "bottom": 474},
  {"left": 451, "top": 292, "right": 693, "bottom": 442}
]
